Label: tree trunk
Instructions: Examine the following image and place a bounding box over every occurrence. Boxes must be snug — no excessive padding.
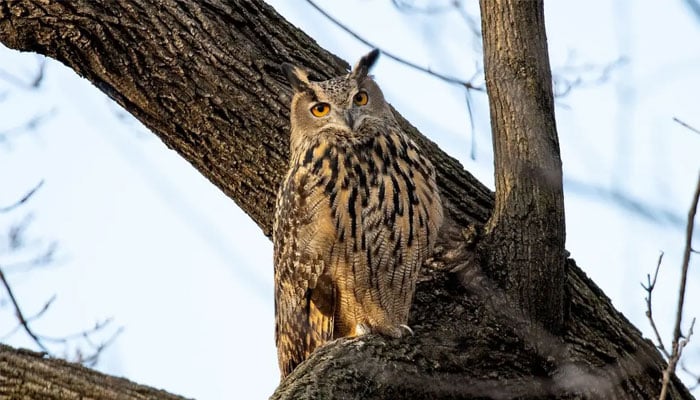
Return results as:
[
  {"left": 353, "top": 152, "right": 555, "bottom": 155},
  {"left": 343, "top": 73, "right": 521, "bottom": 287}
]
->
[
  {"left": 0, "top": 1, "right": 691, "bottom": 399},
  {"left": 478, "top": 0, "right": 566, "bottom": 333}
]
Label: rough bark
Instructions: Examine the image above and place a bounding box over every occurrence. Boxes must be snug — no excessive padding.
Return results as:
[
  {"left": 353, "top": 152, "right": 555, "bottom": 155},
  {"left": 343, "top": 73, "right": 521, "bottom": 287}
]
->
[
  {"left": 478, "top": 0, "right": 566, "bottom": 332},
  {"left": 0, "top": 1, "right": 692, "bottom": 399},
  {"left": 0, "top": 344, "right": 189, "bottom": 399}
]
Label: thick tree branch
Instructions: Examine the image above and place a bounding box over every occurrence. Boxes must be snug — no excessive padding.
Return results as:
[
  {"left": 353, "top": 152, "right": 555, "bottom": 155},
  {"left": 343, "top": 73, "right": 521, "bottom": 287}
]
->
[
  {"left": 0, "top": 344, "right": 189, "bottom": 400},
  {"left": 0, "top": 1, "right": 693, "bottom": 399}
]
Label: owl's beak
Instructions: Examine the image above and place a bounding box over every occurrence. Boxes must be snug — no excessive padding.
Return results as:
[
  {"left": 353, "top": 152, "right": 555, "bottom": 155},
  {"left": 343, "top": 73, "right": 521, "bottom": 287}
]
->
[{"left": 344, "top": 111, "right": 355, "bottom": 129}]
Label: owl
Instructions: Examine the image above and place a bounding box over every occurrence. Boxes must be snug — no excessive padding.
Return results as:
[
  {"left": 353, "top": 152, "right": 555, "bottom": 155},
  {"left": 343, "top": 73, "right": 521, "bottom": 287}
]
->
[{"left": 273, "top": 49, "right": 443, "bottom": 378}]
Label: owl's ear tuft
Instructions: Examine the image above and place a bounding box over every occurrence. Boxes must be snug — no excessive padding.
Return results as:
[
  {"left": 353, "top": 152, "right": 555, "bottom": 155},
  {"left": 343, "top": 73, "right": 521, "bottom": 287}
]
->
[
  {"left": 282, "top": 63, "right": 311, "bottom": 92},
  {"left": 350, "top": 49, "right": 380, "bottom": 81}
]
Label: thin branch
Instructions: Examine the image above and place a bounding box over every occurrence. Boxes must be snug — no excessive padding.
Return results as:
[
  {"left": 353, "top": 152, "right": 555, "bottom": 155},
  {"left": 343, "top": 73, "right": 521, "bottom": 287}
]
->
[
  {"left": 0, "top": 266, "right": 49, "bottom": 353},
  {"left": 642, "top": 252, "right": 669, "bottom": 358},
  {"left": 553, "top": 57, "right": 627, "bottom": 97},
  {"left": 673, "top": 174, "right": 700, "bottom": 333},
  {"left": 565, "top": 178, "right": 686, "bottom": 227},
  {"left": 391, "top": 0, "right": 482, "bottom": 38},
  {"left": 464, "top": 88, "right": 476, "bottom": 160},
  {"left": 75, "top": 325, "right": 124, "bottom": 367},
  {"left": 28, "top": 294, "right": 56, "bottom": 321},
  {"left": 2, "top": 241, "right": 58, "bottom": 272},
  {"left": 0, "top": 57, "right": 46, "bottom": 89},
  {"left": 659, "top": 172, "right": 700, "bottom": 400},
  {"left": 391, "top": 0, "right": 455, "bottom": 14},
  {"left": 38, "top": 318, "right": 116, "bottom": 343},
  {"left": 0, "top": 180, "right": 44, "bottom": 213},
  {"left": 673, "top": 117, "right": 700, "bottom": 135},
  {"left": 305, "top": 0, "right": 484, "bottom": 91},
  {"left": 680, "top": 361, "right": 700, "bottom": 390},
  {"left": 672, "top": 172, "right": 700, "bottom": 347},
  {"left": 8, "top": 213, "right": 35, "bottom": 250},
  {"left": 0, "top": 109, "right": 56, "bottom": 143},
  {"left": 0, "top": 264, "right": 122, "bottom": 366},
  {"left": 661, "top": 318, "right": 696, "bottom": 399},
  {"left": 683, "top": 0, "right": 700, "bottom": 22},
  {"left": 453, "top": 3, "right": 482, "bottom": 38},
  {"left": 0, "top": 295, "right": 55, "bottom": 340}
]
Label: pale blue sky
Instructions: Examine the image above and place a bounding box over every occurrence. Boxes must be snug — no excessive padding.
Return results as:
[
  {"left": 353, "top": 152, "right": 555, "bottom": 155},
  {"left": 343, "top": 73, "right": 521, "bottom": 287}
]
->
[{"left": 1, "top": 1, "right": 698, "bottom": 398}]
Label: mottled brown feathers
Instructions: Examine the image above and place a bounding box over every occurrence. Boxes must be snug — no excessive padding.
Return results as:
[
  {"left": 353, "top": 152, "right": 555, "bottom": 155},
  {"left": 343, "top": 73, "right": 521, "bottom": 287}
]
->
[{"left": 273, "top": 49, "right": 443, "bottom": 378}]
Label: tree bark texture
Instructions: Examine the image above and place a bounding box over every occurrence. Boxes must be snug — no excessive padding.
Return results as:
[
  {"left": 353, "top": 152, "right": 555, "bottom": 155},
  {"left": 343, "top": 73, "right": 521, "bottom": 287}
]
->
[
  {"left": 0, "top": 1, "right": 691, "bottom": 399},
  {"left": 479, "top": 0, "right": 566, "bottom": 333},
  {"left": 0, "top": 344, "right": 189, "bottom": 400}
]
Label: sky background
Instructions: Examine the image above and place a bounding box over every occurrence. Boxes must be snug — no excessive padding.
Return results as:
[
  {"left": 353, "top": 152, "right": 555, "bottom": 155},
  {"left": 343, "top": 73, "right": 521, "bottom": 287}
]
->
[{"left": 1, "top": 1, "right": 699, "bottom": 399}]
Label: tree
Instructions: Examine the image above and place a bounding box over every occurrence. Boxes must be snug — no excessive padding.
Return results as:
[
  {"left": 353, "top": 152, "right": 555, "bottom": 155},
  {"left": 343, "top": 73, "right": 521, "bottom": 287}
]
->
[{"left": 0, "top": 0, "right": 693, "bottom": 399}]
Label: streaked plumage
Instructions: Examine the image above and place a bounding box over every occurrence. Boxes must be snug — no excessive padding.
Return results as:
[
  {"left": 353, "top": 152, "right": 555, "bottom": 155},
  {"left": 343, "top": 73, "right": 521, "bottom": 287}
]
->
[{"left": 274, "top": 49, "right": 443, "bottom": 378}]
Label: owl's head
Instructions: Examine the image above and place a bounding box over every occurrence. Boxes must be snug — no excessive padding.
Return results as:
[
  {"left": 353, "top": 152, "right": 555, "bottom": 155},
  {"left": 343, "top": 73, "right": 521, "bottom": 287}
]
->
[{"left": 282, "top": 49, "right": 391, "bottom": 151}]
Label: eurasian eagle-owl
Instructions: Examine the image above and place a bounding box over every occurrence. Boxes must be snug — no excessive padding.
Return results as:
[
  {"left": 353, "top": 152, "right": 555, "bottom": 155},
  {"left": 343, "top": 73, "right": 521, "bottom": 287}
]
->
[{"left": 273, "top": 49, "right": 443, "bottom": 378}]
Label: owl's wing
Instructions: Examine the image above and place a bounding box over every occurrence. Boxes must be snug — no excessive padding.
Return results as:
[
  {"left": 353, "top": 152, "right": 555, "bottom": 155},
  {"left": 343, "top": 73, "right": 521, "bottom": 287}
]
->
[{"left": 273, "top": 167, "right": 336, "bottom": 378}]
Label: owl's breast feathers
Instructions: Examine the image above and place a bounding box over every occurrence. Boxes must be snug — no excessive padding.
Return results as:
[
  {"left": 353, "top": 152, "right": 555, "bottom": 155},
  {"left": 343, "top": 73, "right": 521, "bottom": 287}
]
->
[{"left": 273, "top": 126, "right": 443, "bottom": 378}]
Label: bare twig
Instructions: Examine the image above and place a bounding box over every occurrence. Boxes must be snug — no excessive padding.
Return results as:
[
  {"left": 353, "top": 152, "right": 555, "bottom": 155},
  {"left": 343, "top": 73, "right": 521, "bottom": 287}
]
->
[
  {"left": 642, "top": 252, "right": 670, "bottom": 357},
  {"left": 0, "top": 266, "right": 49, "bottom": 353},
  {"left": 673, "top": 117, "right": 700, "bottom": 135},
  {"left": 0, "top": 264, "right": 122, "bottom": 365},
  {"left": 304, "top": 0, "right": 484, "bottom": 91},
  {"left": 8, "top": 214, "right": 32, "bottom": 249},
  {"left": 0, "top": 295, "right": 56, "bottom": 340},
  {"left": 391, "top": 0, "right": 481, "bottom": 37},
  {"left": 392, "top": 0, "right": 455, "bottom": 14},
  {"left": 1, "top": 180, "right": 120, "bottom": 365},
  {"left": 454, "top": 3, "right": 481, "bottom": 38},
  {"left": 76, "top": 325, "right": 124, "bottom": 367},
  {"left": 0, "top": 109, "right": 56, "bottom": 143},
  {"left": 680, "top": 361, "right": 700, "bottom": 390},
  {"left": 660, "top": 318, "right": 696, "bottom": 399},
  {"left": 553, "top": 57, "right": 627, "bottom": 97},
  {"left": 0, "top": 180, "right": 44, "bottom": 213},
  {"left": 683, "top": 0, "right": 700, "bottom": 21},
  {"left": 0, "top": 57, "right": 46, "bottom": 89},
  {"left": 658, "top": 172, "right": 700, "bottom": 400},
  {"left": 38, "top": 318, "right": 117, "bottom": 343},
  {"left": 672, "top": 172, "right": 700, "bottom": 350},
  {"left": 2, "top": 242, "right": 58, "bottom": 272},
  {"left": 464, "top": 89, "right": 476, "bottom": 160},
  {"left": 565, "top": 178, "right": 686, "bottom": 227}
]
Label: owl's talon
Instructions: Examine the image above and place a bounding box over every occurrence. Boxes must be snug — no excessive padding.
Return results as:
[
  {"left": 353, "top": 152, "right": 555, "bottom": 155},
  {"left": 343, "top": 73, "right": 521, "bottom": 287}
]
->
[
  {"left": 399, "top": 324, "right": 414, "bottom": 336},
  {"left": 355, "top": 323, "right": 371, "bottom": 336}
]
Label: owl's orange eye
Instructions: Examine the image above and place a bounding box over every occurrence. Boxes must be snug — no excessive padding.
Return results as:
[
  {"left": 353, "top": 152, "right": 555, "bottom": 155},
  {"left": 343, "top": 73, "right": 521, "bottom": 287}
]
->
[
  {"left": 310, "top": 103, "right": 331, "bottom": 117},
  {"left": 353, "top": 91, "right": 369, "bottom": 106}
]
